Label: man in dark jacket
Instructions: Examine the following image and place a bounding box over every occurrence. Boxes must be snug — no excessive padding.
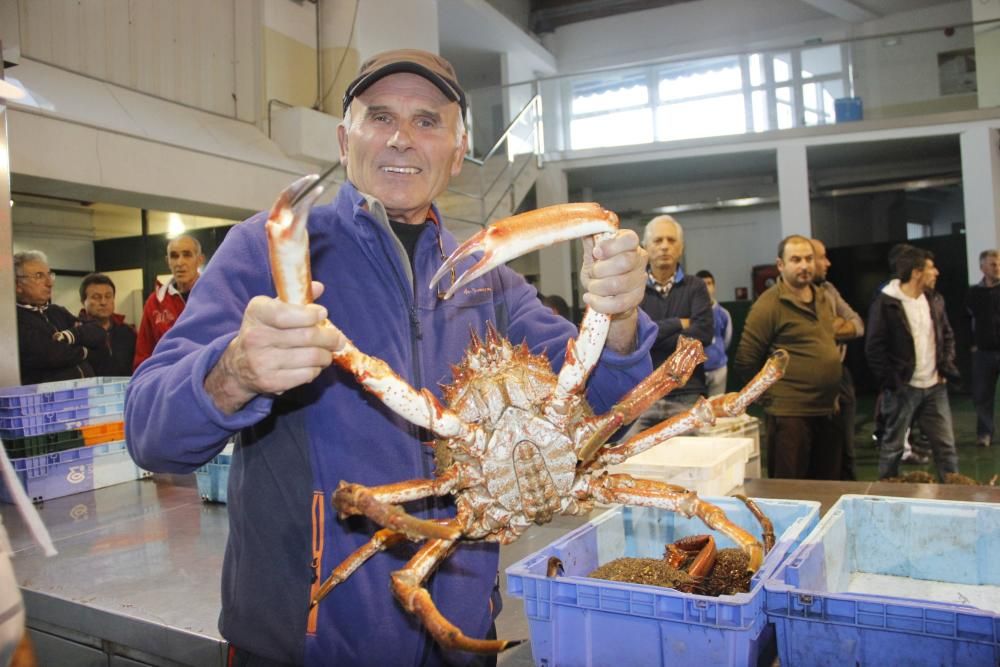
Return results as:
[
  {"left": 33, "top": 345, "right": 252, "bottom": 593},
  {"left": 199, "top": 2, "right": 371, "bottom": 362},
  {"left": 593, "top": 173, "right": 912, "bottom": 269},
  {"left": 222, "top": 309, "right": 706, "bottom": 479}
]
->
[
  {"left": 78, "top": 273, "right": 137, "bottom": 377},
  {"left": 965, "top": 249, "right": 1000, "bottom": 447},
  {"left": 630, "top": 215, "right": 713, "bottom": 433},
  {"left": 15, "top": 250, "right": 106, "bottom": 385},
  {"left": 865, "top": 246, "right": 960, "bottom": 481}
]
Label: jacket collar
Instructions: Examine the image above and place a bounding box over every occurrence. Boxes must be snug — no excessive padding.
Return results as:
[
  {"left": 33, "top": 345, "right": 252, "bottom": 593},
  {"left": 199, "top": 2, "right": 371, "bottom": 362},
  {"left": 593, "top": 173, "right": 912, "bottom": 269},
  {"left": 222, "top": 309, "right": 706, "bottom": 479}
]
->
[
  {"left": 776, "top": 276, "right": 820, "bottom": 315},
  {"left": 647, "top": 264, "right": 685, "bottom": 288}
]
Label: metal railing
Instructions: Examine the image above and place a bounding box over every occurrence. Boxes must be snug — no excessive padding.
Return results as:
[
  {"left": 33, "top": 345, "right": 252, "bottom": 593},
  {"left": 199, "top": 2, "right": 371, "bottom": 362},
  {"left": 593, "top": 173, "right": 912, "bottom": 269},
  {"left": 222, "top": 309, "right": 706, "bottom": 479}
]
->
[{"left": 443, "top": 94, "right": 544, "bottom": 227}]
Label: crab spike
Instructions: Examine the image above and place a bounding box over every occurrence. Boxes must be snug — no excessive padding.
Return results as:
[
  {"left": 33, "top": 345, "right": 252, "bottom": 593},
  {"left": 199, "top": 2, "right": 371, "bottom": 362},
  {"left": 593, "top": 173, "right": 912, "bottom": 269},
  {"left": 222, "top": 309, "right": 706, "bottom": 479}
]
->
[
  {"left": 430, "top": 203, "right": 619, "bottom": 300},
  {"left": 485, "top": 322, "right": 501, "bottom": 347},
  {"left": 265, "top": 174, "right": 324, "bottom": 306},
  {"left": 468, "top": 328, "right": 483, "bottom": 352}
]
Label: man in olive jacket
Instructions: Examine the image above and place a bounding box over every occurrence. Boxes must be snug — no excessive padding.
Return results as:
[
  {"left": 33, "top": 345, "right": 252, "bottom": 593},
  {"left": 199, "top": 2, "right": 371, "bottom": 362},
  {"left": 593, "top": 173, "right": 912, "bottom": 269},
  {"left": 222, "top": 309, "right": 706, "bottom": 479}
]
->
[
  {"left": 734, "top": 235, "right": 843, "bottom": 479},
  {"left": 865, "top": 246, "right": 959, "bottom": 481}
]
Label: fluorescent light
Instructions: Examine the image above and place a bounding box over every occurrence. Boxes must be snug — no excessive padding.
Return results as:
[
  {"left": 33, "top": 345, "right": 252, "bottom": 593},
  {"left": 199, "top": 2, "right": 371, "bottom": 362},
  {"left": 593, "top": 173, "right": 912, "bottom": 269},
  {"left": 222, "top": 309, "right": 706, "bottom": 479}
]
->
[
  {"left": 166, "top": 213, "right": 186, "bottom": 238},
  {"left": 0, "top": 78, "right": 24, "bottom": 100}
]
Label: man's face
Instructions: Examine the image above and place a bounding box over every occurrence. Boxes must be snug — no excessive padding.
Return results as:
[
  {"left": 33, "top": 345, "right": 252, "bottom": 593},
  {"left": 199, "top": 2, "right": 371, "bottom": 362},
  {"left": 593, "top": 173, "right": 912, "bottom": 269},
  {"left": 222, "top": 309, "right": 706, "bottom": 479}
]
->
[
  {"left": 777, "top": 239, "right": 815, "bottom": 289},
  {"left": 644, "top": 219, "right": 684, "bottom": 276},
  {"left": 811, "top": 240, "right": 830, "bottom": 282},
  {"left": 15, "top": 259, "right": 53, "bottom": 306},
  {"left": 167, "top": 237, "right": 204, "bottom": 290},
  {"left": 83, "top": 283, "right": 116, "bottom": 321},
  {"left": 982, "top": 255, "right": 1000, "bottom": 283},
  {"left": 338, "top": 73, "right": 467, "bottom": 225},
  {"left": 701, "top": 276, "right": 716, "bottom": 300},
  {"left": 915, "top": 259, "right": 939, "bottom": 291}
]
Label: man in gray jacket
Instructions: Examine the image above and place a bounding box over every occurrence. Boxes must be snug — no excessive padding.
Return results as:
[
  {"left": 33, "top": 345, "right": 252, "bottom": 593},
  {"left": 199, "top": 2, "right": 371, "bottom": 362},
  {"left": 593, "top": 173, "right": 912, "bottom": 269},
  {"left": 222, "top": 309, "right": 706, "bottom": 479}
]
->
[{"left": 811, "top": 239, "right": 864, "bottom": 479}]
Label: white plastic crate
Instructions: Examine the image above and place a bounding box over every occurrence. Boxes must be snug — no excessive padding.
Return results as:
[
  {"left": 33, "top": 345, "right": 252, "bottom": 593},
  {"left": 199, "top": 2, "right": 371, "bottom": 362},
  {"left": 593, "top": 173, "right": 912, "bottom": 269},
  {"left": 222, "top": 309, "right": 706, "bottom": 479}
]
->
[
  {"left": 607, "top": 436, "right": 752, "bottom": 496},
  {"left": 697, "top": 414, "right": 761, "bottom": 478},
  {"left": 92, "top": 441, "right": 151, "bottom": 490}
]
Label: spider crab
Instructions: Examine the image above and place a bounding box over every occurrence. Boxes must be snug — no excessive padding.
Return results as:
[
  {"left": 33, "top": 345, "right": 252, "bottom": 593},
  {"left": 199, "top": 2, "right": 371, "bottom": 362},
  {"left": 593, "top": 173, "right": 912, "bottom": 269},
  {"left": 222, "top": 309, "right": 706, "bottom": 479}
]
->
[{"left": 266, "top": 174, "right": 789, "bottom": 654}]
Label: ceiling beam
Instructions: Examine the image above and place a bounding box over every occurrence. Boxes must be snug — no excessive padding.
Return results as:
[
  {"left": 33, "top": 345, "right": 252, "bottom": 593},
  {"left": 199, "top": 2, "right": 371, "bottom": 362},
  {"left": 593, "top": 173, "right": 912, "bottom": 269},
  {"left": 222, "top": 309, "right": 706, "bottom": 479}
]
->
[{"left": 797, "top": 0, "right": 880, "bottom": 23}]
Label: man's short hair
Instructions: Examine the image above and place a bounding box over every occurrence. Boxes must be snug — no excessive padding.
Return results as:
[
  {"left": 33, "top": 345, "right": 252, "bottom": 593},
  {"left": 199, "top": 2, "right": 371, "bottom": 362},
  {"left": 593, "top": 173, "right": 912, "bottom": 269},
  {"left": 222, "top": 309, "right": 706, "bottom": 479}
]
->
[
  {"left": 887, "top": 243, "right": 915, "bottom": 273},
  {"left": 895, "top": 246, "right": 933, "bottom": 283},
  {"left": 695, "top": 269, "right": 714, "bottom": 281},
  {"left": 167, "top": 234, "right": 202, "bottom": 256},
  {"left": 776, "top": 235, "right": 812, "bottom": 261},
  {"left": 643, "top": 215, "right": 683, "bottom": 245},
  {"left": 13, "top": 250, "right": 49, "bottom": 276},
  {"left": 79, "top": 273, "right": 116, "bottom": 302},
  {"left": 980, "top": 249, "right": 999, "bottom": 264}
]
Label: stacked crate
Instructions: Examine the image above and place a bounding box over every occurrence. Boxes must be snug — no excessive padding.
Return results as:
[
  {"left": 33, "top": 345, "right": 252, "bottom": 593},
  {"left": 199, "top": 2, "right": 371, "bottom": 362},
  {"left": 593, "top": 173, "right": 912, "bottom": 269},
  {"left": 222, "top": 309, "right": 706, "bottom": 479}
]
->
[{"left": 0, "top": 377, "right": 149, "bottom": 503}]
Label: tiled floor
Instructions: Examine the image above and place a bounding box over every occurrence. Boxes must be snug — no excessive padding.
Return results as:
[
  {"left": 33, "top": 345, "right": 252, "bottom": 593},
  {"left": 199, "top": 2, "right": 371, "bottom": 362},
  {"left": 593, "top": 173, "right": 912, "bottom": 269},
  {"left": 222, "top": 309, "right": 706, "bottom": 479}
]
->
[{"left": 757, "top": 392, "right": 1000, "bottom": 484}]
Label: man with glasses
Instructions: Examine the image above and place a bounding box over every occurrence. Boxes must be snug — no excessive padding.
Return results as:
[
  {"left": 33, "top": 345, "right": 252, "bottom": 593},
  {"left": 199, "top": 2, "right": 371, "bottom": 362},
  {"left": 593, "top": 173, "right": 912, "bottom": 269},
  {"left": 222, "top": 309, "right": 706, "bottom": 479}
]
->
[{"left": 14, "top": 250, "right": 106, "bottom": 384}]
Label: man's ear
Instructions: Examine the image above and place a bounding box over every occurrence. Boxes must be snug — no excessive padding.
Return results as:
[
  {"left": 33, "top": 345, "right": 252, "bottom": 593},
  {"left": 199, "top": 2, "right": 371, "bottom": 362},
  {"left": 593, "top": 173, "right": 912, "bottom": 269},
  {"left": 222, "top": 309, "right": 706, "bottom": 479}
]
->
[
  {"left": 450, "top": 132, "right": 468, "bottom": 177},
  {"left": 338, "top": 124, "right": 349, "bottom": 166}
]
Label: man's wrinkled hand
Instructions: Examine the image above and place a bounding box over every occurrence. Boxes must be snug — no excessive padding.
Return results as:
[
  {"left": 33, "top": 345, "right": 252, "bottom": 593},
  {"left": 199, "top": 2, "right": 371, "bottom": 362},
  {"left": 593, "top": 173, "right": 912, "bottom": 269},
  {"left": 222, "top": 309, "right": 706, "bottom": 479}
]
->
[
  {"left": 206, "top": 281, "right": 344, "bottom": 414},
  {"left": 579, "top": 229, "right": 647, "bottom": 318}
]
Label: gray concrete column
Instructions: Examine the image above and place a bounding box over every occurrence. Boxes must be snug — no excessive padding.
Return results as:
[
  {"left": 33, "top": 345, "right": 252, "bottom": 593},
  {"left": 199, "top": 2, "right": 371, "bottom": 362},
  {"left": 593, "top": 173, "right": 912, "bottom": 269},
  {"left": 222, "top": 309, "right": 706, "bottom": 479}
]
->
[
  {"left": 0, "top": 96, "right": 18, "bottom": 387},
  {"left": 777, "top": 143, "right": 812, "bottom": 239},
  {"left": 962, "top": 126, "right": 1000, "bottom": 282},
  {"left": 534, "top": 166, "right": 574, "bottom": 303}
]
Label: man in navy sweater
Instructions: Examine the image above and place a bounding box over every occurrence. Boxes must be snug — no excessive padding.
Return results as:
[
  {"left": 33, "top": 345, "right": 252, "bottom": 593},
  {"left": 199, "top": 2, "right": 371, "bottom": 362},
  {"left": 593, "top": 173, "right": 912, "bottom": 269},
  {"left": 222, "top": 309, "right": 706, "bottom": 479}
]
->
[{"left": 629, "top": 215, "right": 713, "bottom": 434}]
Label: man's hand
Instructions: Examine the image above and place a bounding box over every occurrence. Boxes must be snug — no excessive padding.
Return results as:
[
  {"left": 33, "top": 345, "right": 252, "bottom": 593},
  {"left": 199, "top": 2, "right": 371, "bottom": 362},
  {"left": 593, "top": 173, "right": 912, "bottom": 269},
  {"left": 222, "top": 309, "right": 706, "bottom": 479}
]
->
[
  {"left": 832, "top": 316, "right": 857, "bottom": 340},
  {"left": 580, "top": 230, "right": 647, "bottom": 354},
  {"left": 205, "top": 282, "right": 344, "bottom": 415}
]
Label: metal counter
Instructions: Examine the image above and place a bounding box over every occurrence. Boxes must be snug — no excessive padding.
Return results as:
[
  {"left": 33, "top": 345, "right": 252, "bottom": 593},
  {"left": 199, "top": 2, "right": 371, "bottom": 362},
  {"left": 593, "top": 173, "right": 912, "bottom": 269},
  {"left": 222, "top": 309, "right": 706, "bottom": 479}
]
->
[{"left": 2, "top": 476, "right": 998, "bottom": 666}]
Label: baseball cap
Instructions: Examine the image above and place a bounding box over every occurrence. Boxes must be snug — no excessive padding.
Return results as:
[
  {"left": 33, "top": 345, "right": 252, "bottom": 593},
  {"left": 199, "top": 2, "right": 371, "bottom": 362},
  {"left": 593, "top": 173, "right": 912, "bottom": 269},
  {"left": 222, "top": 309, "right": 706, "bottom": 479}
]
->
[{"left": 342, "top": 48, "right": 467, "bottom": 117}]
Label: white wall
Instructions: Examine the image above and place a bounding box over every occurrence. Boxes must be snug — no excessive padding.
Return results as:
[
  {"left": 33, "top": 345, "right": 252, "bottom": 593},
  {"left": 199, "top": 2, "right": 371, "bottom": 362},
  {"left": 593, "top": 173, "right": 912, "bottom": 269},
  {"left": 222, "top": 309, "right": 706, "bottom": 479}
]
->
[
  {"left": 16, "top": 0, "right": 258, "bottom": 121},
  {"left": 543, "top": 0, "right": 834, "bottom": 72},
  {"left": 355, "top": 0, "right": 440, "bottom": 61},
  {"left": 675, "top": 206, "right": 782, "bottom": 303}
]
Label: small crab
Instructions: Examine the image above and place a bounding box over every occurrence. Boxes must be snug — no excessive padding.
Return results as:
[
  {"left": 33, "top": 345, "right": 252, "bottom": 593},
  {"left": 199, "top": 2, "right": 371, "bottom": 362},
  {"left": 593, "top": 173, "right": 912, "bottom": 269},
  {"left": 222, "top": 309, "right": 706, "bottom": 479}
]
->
[{"left": 266, "top": 175, "right": 789, "bottom": 654}]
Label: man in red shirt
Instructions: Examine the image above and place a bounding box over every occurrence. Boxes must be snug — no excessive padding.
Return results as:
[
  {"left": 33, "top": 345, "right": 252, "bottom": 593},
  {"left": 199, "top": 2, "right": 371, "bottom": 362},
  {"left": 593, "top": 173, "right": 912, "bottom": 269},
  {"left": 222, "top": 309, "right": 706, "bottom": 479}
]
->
[{"left": 133, "top": 234, "right": 204, "bottom": 369}]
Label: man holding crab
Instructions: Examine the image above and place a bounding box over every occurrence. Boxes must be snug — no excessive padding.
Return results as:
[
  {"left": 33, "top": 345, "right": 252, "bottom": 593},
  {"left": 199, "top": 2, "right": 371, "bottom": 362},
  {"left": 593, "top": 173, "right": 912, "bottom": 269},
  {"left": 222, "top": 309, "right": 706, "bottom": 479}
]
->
[{"left": 126, "top": 49, "right": 655, "bottom": 667}]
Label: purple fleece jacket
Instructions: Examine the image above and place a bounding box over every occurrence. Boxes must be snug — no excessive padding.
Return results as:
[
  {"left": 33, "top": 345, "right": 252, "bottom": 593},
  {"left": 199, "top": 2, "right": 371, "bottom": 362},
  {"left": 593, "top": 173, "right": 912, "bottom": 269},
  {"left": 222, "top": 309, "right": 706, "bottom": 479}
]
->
[{"left": 125, "top": 182, "right": 656, "bottom": 666}]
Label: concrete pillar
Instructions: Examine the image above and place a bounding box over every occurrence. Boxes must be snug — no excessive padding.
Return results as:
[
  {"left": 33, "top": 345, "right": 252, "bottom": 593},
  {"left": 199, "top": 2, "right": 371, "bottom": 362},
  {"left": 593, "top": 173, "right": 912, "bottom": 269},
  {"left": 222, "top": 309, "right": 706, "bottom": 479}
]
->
[
  {"left": 961, "top": 126, "right": 1000, "bottom": 282},
  {"left": 973, "top": 0, "right": 1000, "bottom": 108},
  {"left": 534, "top": 167, "right": 574, "bottom": 303},
  {"left": 777, "top": 143, "right": 812, "bottom": 239},
  {"left": 0, "top": 77, "right": 18, "bottom": 386}
]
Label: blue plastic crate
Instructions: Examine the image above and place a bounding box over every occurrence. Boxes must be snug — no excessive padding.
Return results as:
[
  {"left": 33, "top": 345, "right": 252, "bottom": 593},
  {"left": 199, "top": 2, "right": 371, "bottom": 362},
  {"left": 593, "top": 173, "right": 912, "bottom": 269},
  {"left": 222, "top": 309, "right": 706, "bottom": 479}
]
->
[
  {"left": 195, "top": 453, "right": 231, "bottom": 503},
  {"left": 0, "top": 387, "right": 126, "bottom": 417},
  {"left": 0, "top": 446, "right": 95, "bottom": 503},
  {"left": 506, "top": 497, "right": 820, "bottom": 667},
  {"left": 0, "top": 401, "right": 124, "bottom": 439},
  {"left": 765, "top": 495, "right": 1000, "bottom": 666},
  {"left": 0, "top": 377, "right": 129, "bottom": 411}
]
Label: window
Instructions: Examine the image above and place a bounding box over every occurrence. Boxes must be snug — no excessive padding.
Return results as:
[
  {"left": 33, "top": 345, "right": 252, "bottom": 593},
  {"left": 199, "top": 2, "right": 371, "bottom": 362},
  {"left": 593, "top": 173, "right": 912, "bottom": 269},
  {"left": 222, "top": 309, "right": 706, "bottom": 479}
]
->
[{"left": 566, "top": 45, "right": 849, "bottom": 150}]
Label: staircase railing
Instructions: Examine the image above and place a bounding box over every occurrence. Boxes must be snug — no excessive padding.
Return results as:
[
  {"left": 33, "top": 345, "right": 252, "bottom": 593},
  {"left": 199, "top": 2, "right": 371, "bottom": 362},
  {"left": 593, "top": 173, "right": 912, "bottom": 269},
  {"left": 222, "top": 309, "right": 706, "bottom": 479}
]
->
[{"left": 444, "top": 94, "right": 544, "bottom": 227}]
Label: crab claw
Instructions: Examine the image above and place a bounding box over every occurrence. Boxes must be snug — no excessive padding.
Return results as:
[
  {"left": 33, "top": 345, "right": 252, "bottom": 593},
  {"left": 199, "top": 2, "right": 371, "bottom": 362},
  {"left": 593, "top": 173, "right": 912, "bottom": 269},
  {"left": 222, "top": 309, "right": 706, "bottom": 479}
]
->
[
  {"left": 430, "top": 202, "right": 619, "bottom": 300},
  {"left": 266, "top": 173, "right": 325, "bottom": 305}
]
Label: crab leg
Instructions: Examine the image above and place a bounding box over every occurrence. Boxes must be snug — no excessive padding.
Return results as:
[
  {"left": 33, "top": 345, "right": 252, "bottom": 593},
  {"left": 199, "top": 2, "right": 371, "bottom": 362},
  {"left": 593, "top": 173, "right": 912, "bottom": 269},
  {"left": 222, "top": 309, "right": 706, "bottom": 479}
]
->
[
  {"left": 332, "top": 465, "right": 473, "bottom": 542},
  {"left": 665, "top": 534, "right": 717, "bottom": 593},
  {"left": 312, "top": 527, "right": 409, "bottom": 605},
  {"left": 587, "top": 475, "right": 763, "bottom": 572},
  {"left": 733, "top": 494, "right": 775, "bottom": 554},
  {"left": 590, "top": 398, "right": 717, "bottom": 468},
  {"left": 430, "top": 203, "right": 620, "bottom": 402},
  {"left": 391, "top": 534, "right": 522, "bottom": 654},
  {"left": 710, "top": 350, "right": 790, "bottom": 417},
  {"left": 577, "top": 336, "right": 706, "bottom": 465},
  {"left": 266, "top": 176, "right": 468, "bottom": 440}
]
